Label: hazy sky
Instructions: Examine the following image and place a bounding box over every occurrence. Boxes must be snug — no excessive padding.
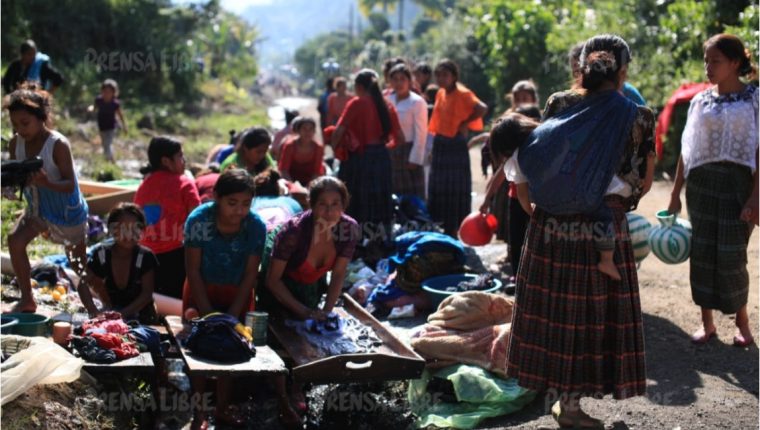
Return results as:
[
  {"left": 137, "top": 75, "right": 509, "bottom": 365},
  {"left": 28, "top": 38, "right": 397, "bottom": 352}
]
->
[{"left": 173, "top": 0, "right": 273, "bottom": 15}]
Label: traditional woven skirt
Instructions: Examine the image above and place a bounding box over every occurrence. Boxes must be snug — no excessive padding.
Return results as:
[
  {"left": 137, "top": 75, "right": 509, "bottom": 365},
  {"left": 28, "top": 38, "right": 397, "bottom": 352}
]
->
[
  {"left": 686, "top": 162, "right": 753, "bottom": 314},
  {"left": 506, "top": 196, "right": 646, "bottom": 399},
  {"left": 390, "top": 141, "right": 425, "bottom": 199},
  {"left": 428, "top": 135, "right": 472, "bottom": 236},
  {"left": 338, "top": 144, "right": 393, "bottom": 225}
]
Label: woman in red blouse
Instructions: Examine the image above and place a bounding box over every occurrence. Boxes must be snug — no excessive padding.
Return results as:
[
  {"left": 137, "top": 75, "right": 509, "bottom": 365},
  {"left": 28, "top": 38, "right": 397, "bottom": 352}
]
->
[{"left": 330, "top": 69, "right": 404, "bottom": 242}]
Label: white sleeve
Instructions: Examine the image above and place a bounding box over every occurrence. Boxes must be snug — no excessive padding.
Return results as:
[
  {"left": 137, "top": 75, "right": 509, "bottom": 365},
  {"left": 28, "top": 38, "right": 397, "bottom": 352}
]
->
[
  {"left": 503, "top": 149, "right": 528, "bottom": 184},
  {"left": 408, "top": 98, "right": 428, "bottom": 166}
]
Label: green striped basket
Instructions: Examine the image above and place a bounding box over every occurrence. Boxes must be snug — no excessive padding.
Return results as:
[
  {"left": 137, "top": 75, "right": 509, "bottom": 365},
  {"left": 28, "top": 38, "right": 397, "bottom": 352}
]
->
[{"left": 648, "top": 210, "right": 691, "bottom": 264}]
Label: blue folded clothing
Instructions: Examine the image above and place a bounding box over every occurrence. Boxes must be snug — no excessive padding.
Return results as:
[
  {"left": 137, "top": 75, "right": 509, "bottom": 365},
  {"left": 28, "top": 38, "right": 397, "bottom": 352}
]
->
[{"left": 389, "top": 231, "right": 465, "bottom": 270}]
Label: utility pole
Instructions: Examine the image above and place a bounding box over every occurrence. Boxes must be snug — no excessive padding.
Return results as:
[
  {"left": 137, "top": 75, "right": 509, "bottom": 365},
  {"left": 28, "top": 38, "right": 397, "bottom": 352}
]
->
[{"left": 398, "top": 0, "right": 404, "bottom": 34}]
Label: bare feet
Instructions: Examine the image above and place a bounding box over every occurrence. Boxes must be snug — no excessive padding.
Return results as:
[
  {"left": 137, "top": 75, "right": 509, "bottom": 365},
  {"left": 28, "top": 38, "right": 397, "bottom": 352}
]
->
[
  {"left": 597, "top": 260, "right": 621, "bottom": 281},
  {"left": 691, "top": 326, "right": 717, "bottom": 344},
  {"left": 551, "top": 401, "right": 604, "bottom": 429},
  {"left": 8, "top": 299, "right": 37, "bottom": 314}
]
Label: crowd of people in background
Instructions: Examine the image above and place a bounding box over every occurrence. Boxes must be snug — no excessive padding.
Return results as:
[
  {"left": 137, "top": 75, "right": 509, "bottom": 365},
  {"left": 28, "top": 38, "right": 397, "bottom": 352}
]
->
[{"left": 2, "top": 31, "right": 757, "bottom": 429}]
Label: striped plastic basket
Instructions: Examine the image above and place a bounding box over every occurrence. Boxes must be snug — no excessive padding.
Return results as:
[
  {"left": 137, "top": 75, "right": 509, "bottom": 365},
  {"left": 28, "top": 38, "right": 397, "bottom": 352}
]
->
[
  {"left": 626, "top": 213, "right": 652, "bottom": 264},
  {"left": 648, "top": 210, "right": 691, "bottom": 264}
]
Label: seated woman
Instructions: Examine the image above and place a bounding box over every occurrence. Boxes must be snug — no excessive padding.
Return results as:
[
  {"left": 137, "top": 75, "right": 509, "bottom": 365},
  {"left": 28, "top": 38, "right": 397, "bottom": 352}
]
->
[
  {"left": 252, "top": 168, "right": 303, "bottom": 230},
  {"left": 219, "top": 127, "right": 275, "bottom": 175},
  {"left": 277, "top": 116, "right": 325, "bottom": 186},
  {"left": 83, "top": 202, "right": 159, "bottom": 324},
  {"left": 182, "top": 169, "right": 267, "bottom": 429},
  {"left": 259, "top": 176, "right": 360, "bottom": 426}
]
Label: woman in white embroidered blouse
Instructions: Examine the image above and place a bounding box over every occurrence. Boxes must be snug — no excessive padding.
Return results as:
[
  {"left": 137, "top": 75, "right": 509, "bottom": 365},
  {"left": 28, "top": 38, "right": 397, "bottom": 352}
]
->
[
  {"left": 387, "top": 63, "right": 428, "bottom": 199},
  {"left": 668, "top": 33, "right": 759, "bottom": 347}
]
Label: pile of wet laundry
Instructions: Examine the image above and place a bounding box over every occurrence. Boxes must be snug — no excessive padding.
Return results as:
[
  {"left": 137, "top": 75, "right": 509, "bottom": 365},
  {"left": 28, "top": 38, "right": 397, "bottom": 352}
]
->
[
  {"left": 70, "top": 311, "right": 160, "bottom": 364},
  {"left": 285, "top": 312, "right": 383, "bottom": 356}
]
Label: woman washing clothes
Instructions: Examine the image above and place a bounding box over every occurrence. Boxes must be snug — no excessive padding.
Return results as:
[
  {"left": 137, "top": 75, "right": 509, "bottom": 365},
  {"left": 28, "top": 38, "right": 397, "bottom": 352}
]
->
[{"left": 259, "top": 176, "right": 360, "bottom": 427}]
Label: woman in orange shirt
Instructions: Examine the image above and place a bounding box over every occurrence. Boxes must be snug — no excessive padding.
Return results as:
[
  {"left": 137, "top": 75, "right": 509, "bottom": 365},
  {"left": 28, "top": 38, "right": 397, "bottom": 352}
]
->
[{"left": 428, "top": 59, "right": 488, "bottom": 236}]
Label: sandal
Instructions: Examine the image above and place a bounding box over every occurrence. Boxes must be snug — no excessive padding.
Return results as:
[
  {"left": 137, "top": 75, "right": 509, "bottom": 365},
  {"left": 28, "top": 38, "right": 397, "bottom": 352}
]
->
[
  {"left": 551, "top": 401, "right": 604, "bottom": 429},
  {"left": 691, "top": 327, "right": 717, "bottom": 344},
  {"left": 733, "top": 333, "right": 755, "bottom": 348}
]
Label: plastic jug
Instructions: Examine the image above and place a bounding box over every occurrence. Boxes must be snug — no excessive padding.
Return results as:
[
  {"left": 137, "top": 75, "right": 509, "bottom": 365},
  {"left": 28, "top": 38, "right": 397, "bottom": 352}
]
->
[{"left": 459, "top": 212, "right": 499, "bottom": 246}]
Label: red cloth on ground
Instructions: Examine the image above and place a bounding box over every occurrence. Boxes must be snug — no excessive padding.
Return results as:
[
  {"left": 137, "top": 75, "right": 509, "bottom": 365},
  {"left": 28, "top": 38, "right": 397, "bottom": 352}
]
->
[
  {"left": 134, "top": 170, "right": 201, "bottom": 254},
  {"left": 336, "top": 95, "right": 402, "bottom": 150},
  {"left": 91, "top": 332, "right": 140, "bottom": 360},
  {"left": 81, "top": 311, "right": 130, "bottom": 334},
  {"left": 655, "top": 82, "right": 711, "bottom": 160}
]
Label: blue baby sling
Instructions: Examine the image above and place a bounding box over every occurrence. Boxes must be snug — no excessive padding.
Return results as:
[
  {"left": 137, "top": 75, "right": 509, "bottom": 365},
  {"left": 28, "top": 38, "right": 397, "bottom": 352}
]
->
[{"left": 518, "top": 90, "right": 638, "bottom": 215}]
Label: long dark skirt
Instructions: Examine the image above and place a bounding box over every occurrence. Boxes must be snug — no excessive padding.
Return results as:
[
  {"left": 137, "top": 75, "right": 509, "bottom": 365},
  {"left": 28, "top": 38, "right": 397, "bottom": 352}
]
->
[
  {"left": 686, "top": 162, "right": 753, "bottom": 314},
  {"left": 508, "top": 196, "right": 530, "bottom": 274},
  {"left": 506, "top": 196, "right": 646, "bottom": 400},
  {"left": 491, "top": 181, "right": 510, "bottom": 241},
  {"left": 338, "top": 144, "right": 393, "bottom": 226},
  {"left": 390, "top": 141, "right": 425, "bottom": 199},
  {"left": 154, "top": 246, "right": 185, "bottom": 299},
  {"left": 428, "top": 135, "right": 472, "bottom": 236}
]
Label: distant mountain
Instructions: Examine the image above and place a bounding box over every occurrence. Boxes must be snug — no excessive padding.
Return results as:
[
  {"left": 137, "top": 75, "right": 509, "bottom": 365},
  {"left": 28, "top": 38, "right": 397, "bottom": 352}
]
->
[{"left": 239, "top": 0, "right": 420, "bottom": 66}]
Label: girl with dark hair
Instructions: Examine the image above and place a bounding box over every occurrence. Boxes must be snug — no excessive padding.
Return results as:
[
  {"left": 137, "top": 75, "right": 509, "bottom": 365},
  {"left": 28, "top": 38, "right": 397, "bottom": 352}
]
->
[
  {"left": 5, "top": 86, "right": 95, "bottom": 314},
  {"left": 506, "top": 34, "right": 655, "bottom": 428},
  {"left": 330, "top": 69, "right": 404, "bottom": 240},
  {"left": 134, "top": 136, "right": 201, "bottom": 299},
  {"left": 88, "top": 78, "right": 127, "bottom": 162},
  {"left": 388, "top": 63, "right": 428, "bottom": 198},
  {"left": 668, "top": 34, "right": 758, "bottom": 347},
  {"left": 219, "top": 126, "right": 275, "bottom": 175},
  {"left": 182, "top": 169, "right": 267, "bottom": 429},
  {"left": 477, "top": 80, "right": 541, "bottom": 246},
  {"left": 83, "top": 203, "right": 159, "bottom": 324},
  {"left": 483, "top": 110, "right": 541, "bottom": 280},
  {"left": 278, "top": 116, "right": 325, "bottom": 185},
  {"left": 252, "top": 168, "right": 303, "bottom": 231},
  {"left": 428, "top": 58, "right": 487, "bottom": 236},
  {"left": 260, "top": 176, "right": 360, "bottom": 427}
]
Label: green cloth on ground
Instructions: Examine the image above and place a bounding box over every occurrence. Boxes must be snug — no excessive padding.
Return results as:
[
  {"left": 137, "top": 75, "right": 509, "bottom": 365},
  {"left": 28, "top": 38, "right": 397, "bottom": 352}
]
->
[{"left": 408, "top": 364, "right": 535, "bottom": 429}]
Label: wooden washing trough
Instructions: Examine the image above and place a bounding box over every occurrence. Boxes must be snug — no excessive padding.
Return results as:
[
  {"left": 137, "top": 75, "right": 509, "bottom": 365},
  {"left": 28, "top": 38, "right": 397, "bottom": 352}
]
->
[
  {"left": 80, "top": 180, "right": 137, "bottom": 216},
  {"left": 269, "top": 293, "right": 425, "bottom": 384}
]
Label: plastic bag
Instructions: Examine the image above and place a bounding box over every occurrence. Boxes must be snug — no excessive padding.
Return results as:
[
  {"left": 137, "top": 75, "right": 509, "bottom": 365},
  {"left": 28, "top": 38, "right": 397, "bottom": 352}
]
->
[
  {"left": 1, "top": 335, "right": 83, "bottom": 405},
  {"left": 408, "top": 364, "right": 535, "bottom": 429}
]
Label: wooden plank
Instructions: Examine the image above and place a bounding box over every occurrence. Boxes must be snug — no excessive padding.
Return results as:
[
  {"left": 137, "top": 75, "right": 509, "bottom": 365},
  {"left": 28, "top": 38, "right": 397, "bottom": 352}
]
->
[
  {"left": 269, "top": 293, "right": 425, "bottom": 384},
  {"left": 82, "top": 351, "right": 154, "bottom": 373},
  {"left": 164, "top": 316, "right": 287, "bottom": 377},
  {"left": 85, "top": 189, "right": 136, "bottom": 215},
  {"left": 79, "top": 180, "right": 135, "bottom": 195}
]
